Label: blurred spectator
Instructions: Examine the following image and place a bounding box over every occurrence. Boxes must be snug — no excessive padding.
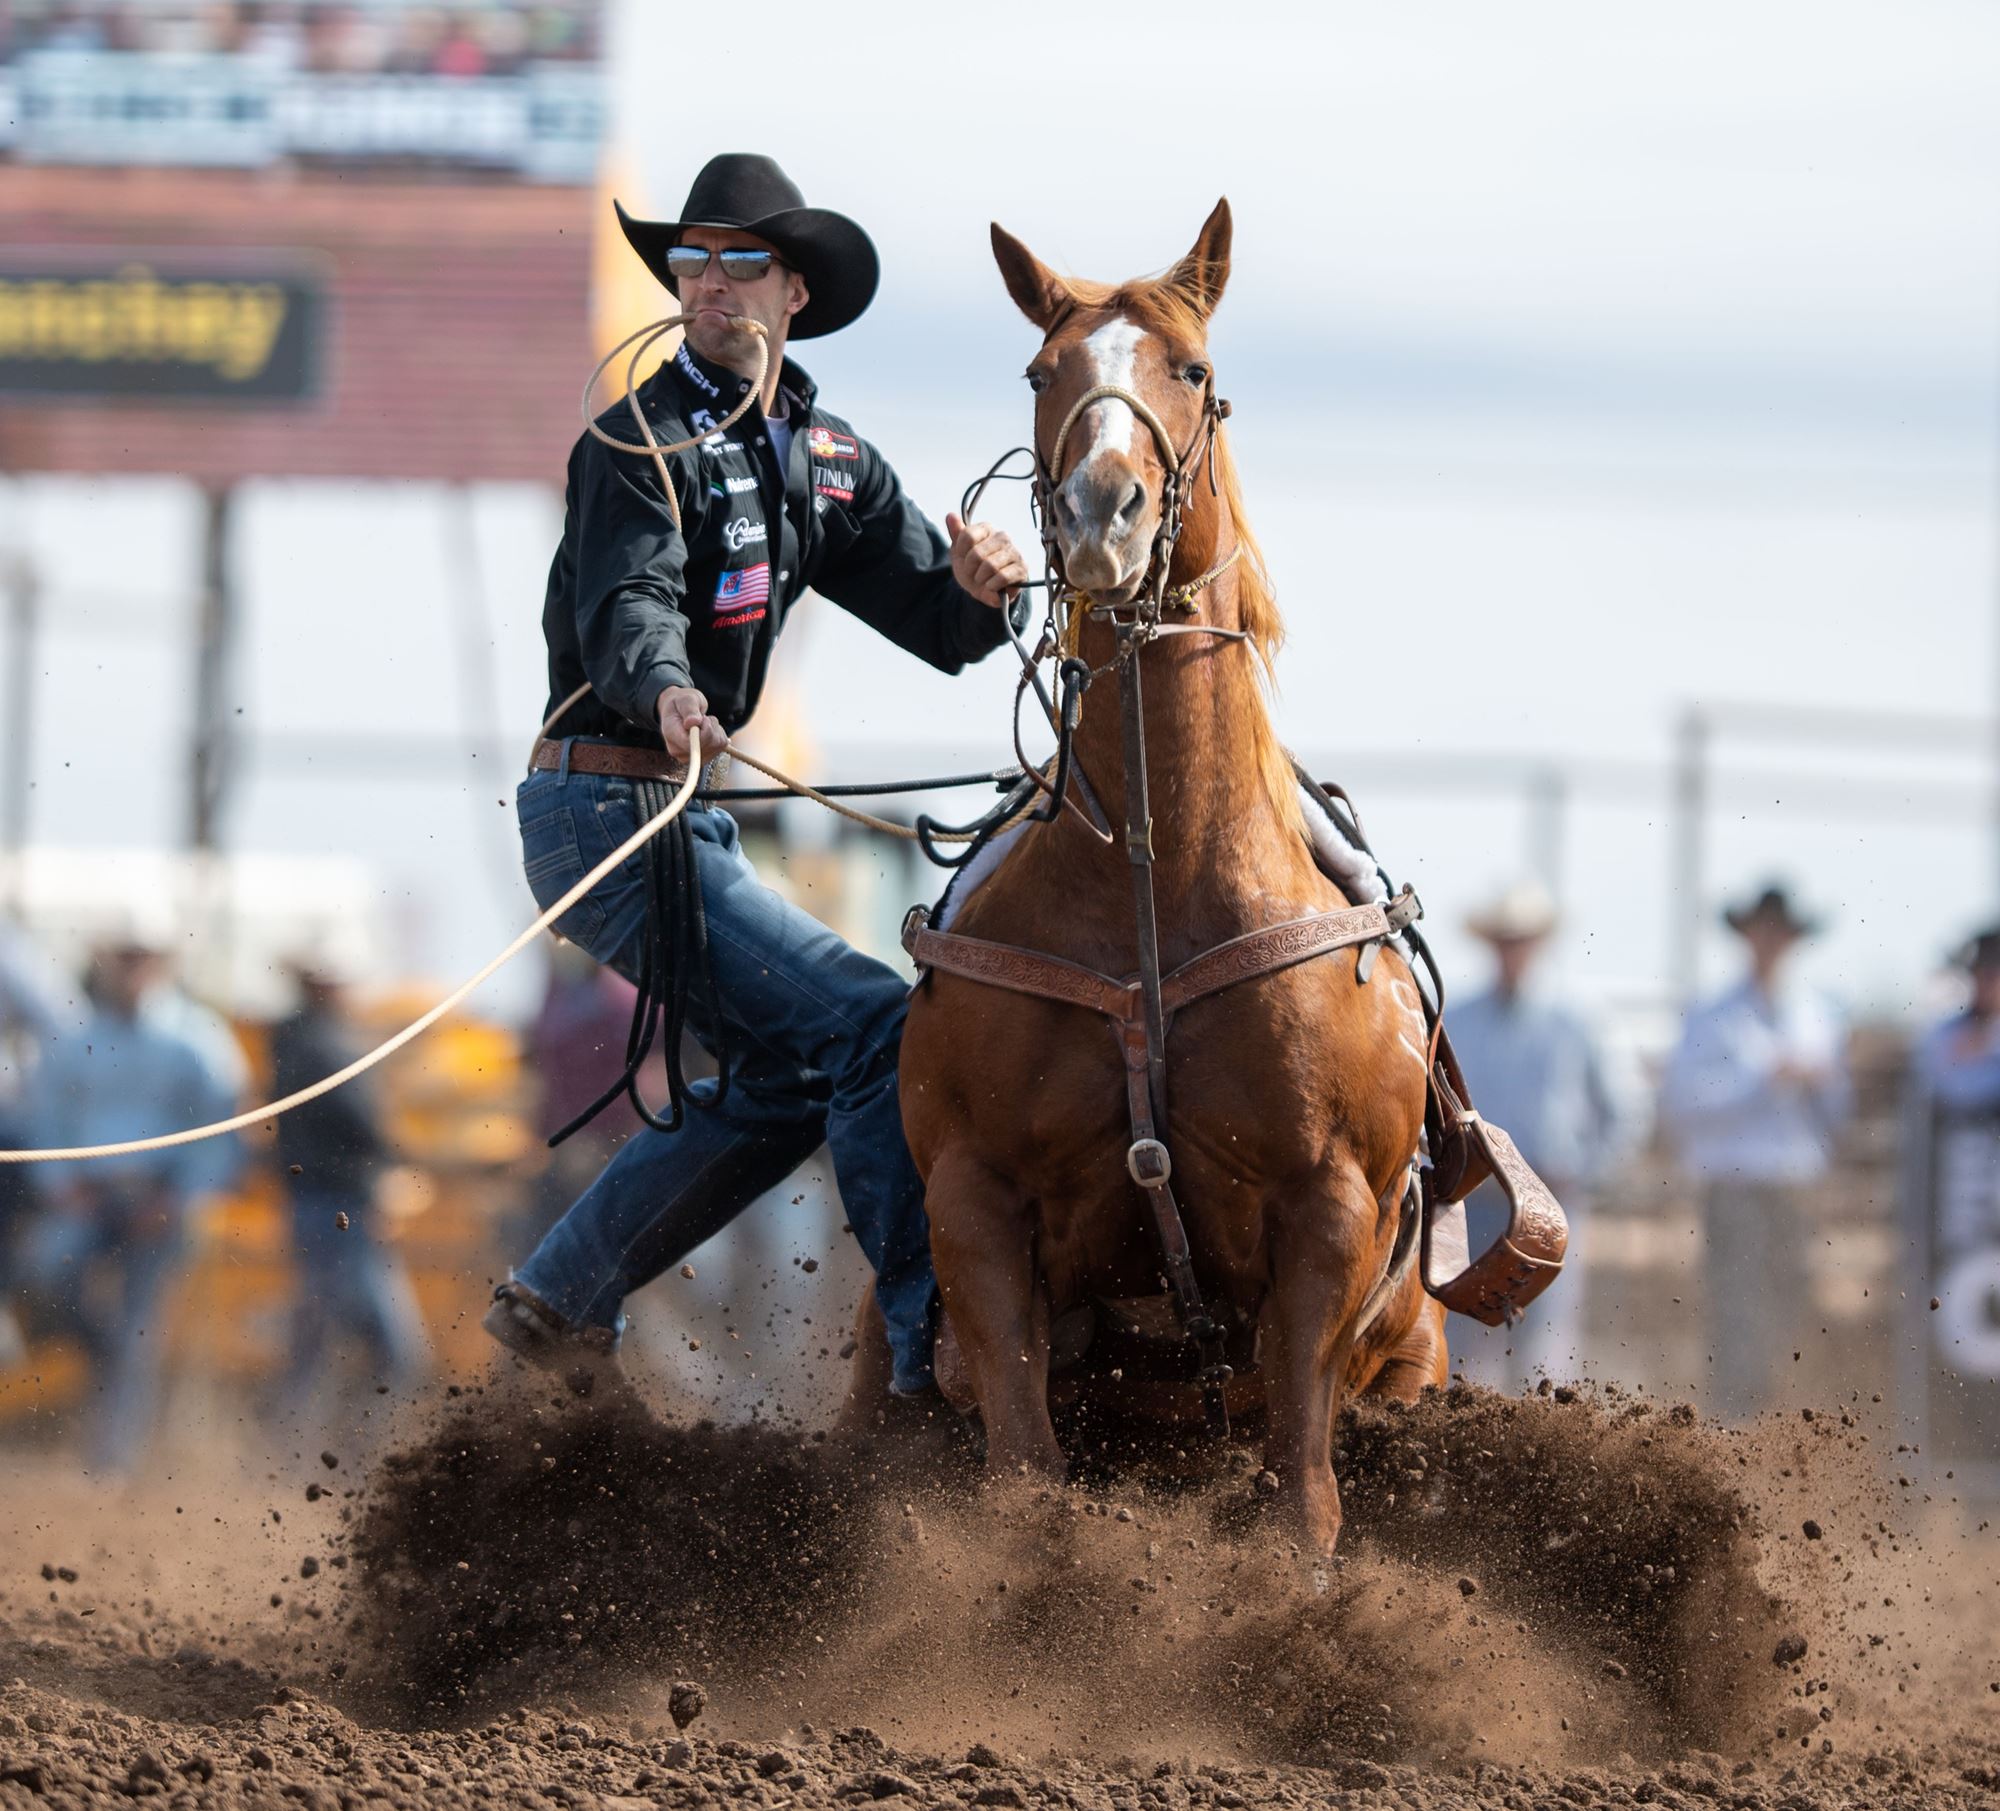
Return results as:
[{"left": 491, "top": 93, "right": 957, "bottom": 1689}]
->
[
  {"left": 1446, "top": 880, "right": 1625, "bottom": 1390},
  {"left": 1661, "top": 883, "right": 1849, "bottom": 1420},
  {"left": 268, "top": 942, "right": 428, "bottom": 1421},
  {"left": 431, "top": 13, "right": 487, "bottom": 77},
  {"left": 1912, "top": 925, "right": 2000, "bottom": 1111},
  {"left": 238, "top": 1, "right": 308, "bottom": 71},
  {"left": 518, "top": 936, "right": 649, "bottom": 1250},
  {"left": 20, "top": 914, "right": 243, "bottom": 1474},
  {"left": 475, "top": 7, "right": 530, "bottom": 74},
  {"left": 0, "top": 920, "right": 63, "bottom": 1370},
  {"left": 386, "top": 4, "right": 448, "bottom": 75}
]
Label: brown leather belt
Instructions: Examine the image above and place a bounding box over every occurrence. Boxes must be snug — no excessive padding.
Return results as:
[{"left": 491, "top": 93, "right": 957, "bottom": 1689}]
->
[{"left": 530, "top": 739, "right": 688, "bottom": 783}]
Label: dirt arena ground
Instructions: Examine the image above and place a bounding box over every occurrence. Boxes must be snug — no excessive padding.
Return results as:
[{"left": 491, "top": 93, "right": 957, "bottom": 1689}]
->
[{"left": 2, "top": 1377, "right": 1995, "bottom": 1811}]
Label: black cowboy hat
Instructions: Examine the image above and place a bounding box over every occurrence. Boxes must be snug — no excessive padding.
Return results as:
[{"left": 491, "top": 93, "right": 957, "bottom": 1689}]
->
[
  {"left": 1952, "top": 923, "right": 2000, "bottom": 972},
  {"left": 1722, "top": 882, "right": 1823, "bottom": 939},
  {"left": 615, "top": 153, "right": 879, "bottom": 342}
]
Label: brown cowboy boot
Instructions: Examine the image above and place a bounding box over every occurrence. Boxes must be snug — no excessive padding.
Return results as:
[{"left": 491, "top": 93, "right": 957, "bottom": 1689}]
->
[{"left": 481, "top": 1280, "right": 625, "bottom": 1400}]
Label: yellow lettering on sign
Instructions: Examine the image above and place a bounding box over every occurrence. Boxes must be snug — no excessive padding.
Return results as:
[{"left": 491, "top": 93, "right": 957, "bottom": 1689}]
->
[
  {"left": 0, "top": 266, "right": 296, "bottom": 382},
  {"left": 219, "top": 285, "right": 287, "bottom": 380}
]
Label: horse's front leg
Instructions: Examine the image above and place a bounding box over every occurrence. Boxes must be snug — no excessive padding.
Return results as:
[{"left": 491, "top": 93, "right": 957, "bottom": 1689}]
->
[
  {"left": 1258, "top": 1160, "right": 1384, "bottom": 1558},
  {"left": 924, "top": 1144, "right": 1065, "bottom": 1481}
]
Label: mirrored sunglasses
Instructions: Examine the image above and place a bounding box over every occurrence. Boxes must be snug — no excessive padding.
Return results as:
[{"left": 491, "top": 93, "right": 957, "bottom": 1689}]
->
[{"left": 666, "top": 246, "right": 781, "bottom": 283}]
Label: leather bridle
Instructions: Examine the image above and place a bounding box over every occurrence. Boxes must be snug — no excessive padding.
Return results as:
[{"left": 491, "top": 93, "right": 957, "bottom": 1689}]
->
[{"left": 1032, "top": 370, "right": 1235, "bottom": 635}]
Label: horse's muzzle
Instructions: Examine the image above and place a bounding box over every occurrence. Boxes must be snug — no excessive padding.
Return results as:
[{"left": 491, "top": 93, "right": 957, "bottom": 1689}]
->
[{"left": 1055, "top": 450, "right": 1156, "bottom": 594}]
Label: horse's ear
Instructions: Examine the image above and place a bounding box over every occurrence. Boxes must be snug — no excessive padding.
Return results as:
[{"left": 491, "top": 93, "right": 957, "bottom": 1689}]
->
[
  {"left": 990, "top": 222, "right": 1071, "bottom": 331},
  {"left": 1166, "top": 198, "right": 1232, "bottom": 319}
]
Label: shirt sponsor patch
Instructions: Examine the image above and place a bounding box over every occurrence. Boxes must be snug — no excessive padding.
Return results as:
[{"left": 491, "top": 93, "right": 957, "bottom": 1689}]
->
[
  {"left": 723, "top": 517, "right": 768, "bottom": 551},
  {"left": 676, "top": 343, "right": 721, "bottom": 398},
  {"left": 807, "top": 425, "right": 859, "bottom": 461},
  {"left": 713, "top": 562, "right": 771, "bottom": 623},
  {"left": 690, "top": 404, "right": 742, "bottom": 451},
  {"left": 812, "top": 464, "right": 854, "bottom": 501},
  {"left": 725, "top": 474, "right": 759, "bottom": 493}
]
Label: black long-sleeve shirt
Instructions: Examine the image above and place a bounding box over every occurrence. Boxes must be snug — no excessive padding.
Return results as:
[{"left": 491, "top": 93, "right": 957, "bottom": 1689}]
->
[
  {"left": 271, "top": 1007, "right": 387, "bottom": 1198},
  {"left": 540, "top": 339, "right": 1012, "bottom": 746}
]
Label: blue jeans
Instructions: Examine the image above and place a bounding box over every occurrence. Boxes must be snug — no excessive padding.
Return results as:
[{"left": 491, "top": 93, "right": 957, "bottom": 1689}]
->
[
  {"left": 20, "top": 1188, "right": 185, "bottom": 1475},
  {"left": 511, "top": 754, "right": 937, "bottom": 1391},
  {"left": 281, "top": 1189, "right": 430, "bottom": 1404}
]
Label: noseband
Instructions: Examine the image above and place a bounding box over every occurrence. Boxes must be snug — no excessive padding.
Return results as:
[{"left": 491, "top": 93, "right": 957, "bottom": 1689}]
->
[{"left": 1032, "top": 371, "right": 1234, "bottom": 633}]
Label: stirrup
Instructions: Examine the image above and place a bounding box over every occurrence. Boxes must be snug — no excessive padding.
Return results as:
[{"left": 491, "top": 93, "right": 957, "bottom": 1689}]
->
[{"left": 1419, "top": 1116, "right": 1568, "bottom": 1326}]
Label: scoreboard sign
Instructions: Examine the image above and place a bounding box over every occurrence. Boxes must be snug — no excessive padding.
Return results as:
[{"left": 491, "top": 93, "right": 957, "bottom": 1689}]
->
[
  {"left": 0, "top": 3, "right": 603, "bottom": 483},
  {"left": 1903, "top": 1105, "right": 2000, "bottom": 1495},
  {"left": 0, "top": 258, "right": 324, "bottom": 404}
]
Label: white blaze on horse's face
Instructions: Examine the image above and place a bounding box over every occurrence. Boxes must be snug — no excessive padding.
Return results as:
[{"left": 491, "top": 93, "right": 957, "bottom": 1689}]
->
[{"left": 1048, "top": 313, "right": 1165, "bottom": 599}]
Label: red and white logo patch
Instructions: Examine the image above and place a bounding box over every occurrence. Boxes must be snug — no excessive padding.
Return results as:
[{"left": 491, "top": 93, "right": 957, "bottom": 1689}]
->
[{"left": 807, "top": 425, "right": 859, "bottom": 461}]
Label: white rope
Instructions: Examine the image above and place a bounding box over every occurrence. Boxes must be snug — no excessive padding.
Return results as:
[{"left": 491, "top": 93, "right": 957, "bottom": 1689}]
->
[{"left": 0, "top": 733, "right": 707, "bottom": 1166}]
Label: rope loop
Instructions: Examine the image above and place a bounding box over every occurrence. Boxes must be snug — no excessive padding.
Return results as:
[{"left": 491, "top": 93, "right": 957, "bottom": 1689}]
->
[{"left": 580, "top": 315, "right": 769, "bottom": 530}]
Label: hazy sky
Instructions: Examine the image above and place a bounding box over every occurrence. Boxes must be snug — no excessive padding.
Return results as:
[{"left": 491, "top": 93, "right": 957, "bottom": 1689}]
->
[{"left": 7, "top": 0, "right": 2000, "bottom": 1021}]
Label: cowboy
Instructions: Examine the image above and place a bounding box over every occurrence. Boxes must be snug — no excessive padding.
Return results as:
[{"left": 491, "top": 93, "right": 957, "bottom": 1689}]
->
[
  {"left": 1445, "top": 880, "right": 1623, "bottom": 1391},
  {"left": 487, "top": 155, "right": 1027, "bottom": 1398},
  {"left": 0, "top": 920, "right": 61, "bottom": 1370},
  {"left": 1661, "top": 882, "right": 1849, "bottom": 1420},
  {"left": 269, "top": 940, "right": 429, "bottom": 1426},
  {"left": 1912, "top": 924, "right": 2000, "bottom": 1111},
  {"left": 20, "top": 910, "right": 244, "bottom": 1473}
]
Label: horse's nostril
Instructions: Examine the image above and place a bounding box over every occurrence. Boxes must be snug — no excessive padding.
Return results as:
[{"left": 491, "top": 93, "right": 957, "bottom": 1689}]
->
[{"left": 1116, "top": 483, "right": 1146, "bottom": 526}]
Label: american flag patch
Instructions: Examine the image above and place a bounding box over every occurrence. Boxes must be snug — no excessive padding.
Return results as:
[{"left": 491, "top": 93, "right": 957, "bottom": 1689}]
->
[{"left": 713, "top": 562, "right": 771, "bottom": 622}]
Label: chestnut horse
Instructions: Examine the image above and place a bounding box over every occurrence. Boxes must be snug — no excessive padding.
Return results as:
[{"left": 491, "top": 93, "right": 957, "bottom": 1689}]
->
[{"left": 895, "top": 202, "right": 1448, "bottom": 1558}]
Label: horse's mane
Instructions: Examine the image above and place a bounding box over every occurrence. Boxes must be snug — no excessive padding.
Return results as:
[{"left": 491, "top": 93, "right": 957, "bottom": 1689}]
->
[{"left": 1213, "top": 429, "right": 1303, "bottom": 836}]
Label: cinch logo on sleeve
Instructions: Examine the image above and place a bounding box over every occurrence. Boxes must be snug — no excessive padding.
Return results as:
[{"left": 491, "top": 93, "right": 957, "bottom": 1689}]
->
[
  {"left": 807, "top": 426, "right": 859, "bottom": 461},
  {"left": 713, "top": 562, "right": 770, "bottom": 626},
  {"left": 676, "top": 343, "right": 721, "bottom": 398}
]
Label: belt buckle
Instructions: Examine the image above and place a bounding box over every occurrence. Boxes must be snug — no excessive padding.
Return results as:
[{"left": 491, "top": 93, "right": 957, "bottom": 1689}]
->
[{"left": 1127, "top": 1137, "right": 1172, "bottom": 1186}]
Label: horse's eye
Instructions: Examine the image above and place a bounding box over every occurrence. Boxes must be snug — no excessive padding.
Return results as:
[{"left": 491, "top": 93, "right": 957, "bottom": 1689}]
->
[
  {"left": 1183, "top": 362, "right": 1210, "bottom": 387},
  {"left": 1025, "top": 368, "right": 1049, "bottom": 395}
]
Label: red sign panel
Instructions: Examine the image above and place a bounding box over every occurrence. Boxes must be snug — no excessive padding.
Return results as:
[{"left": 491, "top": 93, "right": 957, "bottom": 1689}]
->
[{"left": 0, "top": 168, "right": 594, "bottom": 484}]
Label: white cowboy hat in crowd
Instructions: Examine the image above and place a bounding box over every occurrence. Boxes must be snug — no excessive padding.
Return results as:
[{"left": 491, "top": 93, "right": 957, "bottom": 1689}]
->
[{"left": 1465, "top": 879, "right": 1559, "bottom": 944}]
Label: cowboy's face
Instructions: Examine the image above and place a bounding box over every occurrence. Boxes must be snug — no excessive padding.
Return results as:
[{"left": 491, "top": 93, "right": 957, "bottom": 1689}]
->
[
  {"left": 1489, "top": 933, "right": 1546, "bottom": 993},
  {"left": 673, "top": 227, "right": 808, "bottom": 366},
  {"left": 1740, "top": 918, "right": 1802, "bottom": 971},
  {"left": 94, "top": 945, "right": 166, "bottom": 1014}
]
